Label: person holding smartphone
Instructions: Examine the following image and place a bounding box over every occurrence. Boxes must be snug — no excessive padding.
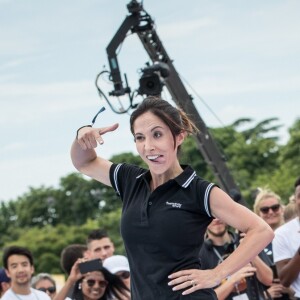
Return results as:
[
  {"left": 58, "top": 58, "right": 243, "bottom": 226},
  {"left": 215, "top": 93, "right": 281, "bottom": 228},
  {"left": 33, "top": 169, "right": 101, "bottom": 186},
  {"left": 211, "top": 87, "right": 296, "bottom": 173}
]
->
[{"left": 53, "top": 258, "right": 130, "bottom": 300}]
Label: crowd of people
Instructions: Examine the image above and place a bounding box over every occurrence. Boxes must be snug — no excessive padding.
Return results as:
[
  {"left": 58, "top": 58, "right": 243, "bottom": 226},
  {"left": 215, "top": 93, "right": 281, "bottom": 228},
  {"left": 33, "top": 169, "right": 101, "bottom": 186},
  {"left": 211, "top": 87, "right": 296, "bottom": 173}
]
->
[
  {"left": 0, "top": 229, "right": 131, "bottom": 300},
  {"left": 1, "top": 96, "right": 299, "bottom": 300}
]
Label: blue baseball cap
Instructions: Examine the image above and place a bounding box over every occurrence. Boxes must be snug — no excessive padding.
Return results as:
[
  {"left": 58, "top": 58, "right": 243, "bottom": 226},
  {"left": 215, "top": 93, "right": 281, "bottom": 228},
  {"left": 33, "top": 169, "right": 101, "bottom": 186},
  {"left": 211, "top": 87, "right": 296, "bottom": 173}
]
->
[{"left": 0, "top": 268, "right": 10, "bottom": 283}]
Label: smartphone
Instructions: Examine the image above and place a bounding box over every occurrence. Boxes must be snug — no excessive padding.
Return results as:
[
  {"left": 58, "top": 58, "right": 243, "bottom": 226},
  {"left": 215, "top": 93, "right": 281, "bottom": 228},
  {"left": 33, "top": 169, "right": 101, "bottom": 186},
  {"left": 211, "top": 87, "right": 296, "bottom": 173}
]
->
[{"left": 78, "top": 259, "right": 102, "bottom": 274}]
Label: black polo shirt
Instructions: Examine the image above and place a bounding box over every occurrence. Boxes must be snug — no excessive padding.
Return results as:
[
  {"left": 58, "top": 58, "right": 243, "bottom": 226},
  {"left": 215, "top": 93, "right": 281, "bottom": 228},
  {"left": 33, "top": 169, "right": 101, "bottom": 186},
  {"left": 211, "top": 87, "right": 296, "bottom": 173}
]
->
[{"left": 109, "top": 163, "right": 217, "bottom": 300}]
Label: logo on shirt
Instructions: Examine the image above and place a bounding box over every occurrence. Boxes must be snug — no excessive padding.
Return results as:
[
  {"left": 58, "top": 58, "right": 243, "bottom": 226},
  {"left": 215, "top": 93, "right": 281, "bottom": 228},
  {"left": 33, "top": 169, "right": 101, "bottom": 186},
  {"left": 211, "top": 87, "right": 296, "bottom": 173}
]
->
[{"left": 166, "top": 201, "right": 182, "bottom": 208}]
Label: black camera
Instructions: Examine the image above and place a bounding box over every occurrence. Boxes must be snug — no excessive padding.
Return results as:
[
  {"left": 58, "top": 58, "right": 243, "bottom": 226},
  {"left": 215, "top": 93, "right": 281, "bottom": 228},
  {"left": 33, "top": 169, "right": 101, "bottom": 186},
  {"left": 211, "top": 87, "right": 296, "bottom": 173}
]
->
[
  {"left": 78, "top": 259, "right": 102, "bottom": 274},
  {"left": 138, "top": 62, "right": 170, "bottom": 96}
]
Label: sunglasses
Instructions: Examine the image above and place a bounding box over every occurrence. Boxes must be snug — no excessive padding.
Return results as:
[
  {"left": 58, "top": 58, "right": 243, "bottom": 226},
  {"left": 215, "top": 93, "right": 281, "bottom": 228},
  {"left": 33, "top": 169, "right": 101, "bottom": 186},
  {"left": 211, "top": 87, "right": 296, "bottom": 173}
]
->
[
  {"left": 38, "top": 287, "right": 56, "bottom": 294},
  {"left": 259, "top": 204, "right": 280, "bottom": 214},
  {"left": 117, "top": 271, "right": 130, "bottom": 280},
  {"left": 83, "top": 279, "right": 108, "bottom": 288}
]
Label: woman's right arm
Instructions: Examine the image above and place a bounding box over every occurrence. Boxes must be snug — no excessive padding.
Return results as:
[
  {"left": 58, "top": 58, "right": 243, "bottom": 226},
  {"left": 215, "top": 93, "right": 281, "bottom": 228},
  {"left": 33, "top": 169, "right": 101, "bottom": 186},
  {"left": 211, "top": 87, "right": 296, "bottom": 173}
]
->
[
  {"left": 70, "top": 124, "right": 119, "bottom": 186},
  {"left": 53, "top": 276, "right": 76, "bottom": 300},
  {"left": 53, "top": 260, "right": 83, "bottom": 300}
]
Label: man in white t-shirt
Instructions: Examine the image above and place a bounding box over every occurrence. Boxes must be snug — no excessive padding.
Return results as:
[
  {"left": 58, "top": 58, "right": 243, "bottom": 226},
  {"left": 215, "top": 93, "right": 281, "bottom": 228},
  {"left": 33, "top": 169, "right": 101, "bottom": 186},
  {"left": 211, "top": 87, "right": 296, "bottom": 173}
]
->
[
  {"left": 1, "top": 245, "right": 50, "bottom": 300},
  {"left": 273, "top": 177, "right": 300, "bottom": 299}
]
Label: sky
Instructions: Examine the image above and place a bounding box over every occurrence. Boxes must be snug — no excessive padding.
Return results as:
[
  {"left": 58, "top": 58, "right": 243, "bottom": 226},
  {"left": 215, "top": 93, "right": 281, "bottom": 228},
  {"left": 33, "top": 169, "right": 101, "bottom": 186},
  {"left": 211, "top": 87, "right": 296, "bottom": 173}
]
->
[{"left": 0, "top": 0, "right": 299, "bottom": 201}]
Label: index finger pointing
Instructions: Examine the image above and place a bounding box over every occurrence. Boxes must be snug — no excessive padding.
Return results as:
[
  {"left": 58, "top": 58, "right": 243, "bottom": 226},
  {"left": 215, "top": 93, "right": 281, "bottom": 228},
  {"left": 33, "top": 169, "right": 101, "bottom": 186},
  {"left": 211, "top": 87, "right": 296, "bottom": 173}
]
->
[{"left": 99, "top": 123, "right": 119, "bottom": 135}]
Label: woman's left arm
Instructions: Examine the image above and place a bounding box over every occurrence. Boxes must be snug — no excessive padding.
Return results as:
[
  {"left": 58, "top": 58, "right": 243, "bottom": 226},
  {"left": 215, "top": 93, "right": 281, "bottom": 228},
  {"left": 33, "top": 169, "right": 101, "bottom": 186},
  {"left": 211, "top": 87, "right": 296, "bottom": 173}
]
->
[
  {"left": 251, "top": 255, "right": 273, "bottom": 286},
  {"left": 209, "top": 187, "right": 274, "bottom": 280},
  {"left": 168, "top": 187, "right": 274, "bottom": 295},
  {"left": 239, "top": 232, "right": 273, "bottom": 286}
]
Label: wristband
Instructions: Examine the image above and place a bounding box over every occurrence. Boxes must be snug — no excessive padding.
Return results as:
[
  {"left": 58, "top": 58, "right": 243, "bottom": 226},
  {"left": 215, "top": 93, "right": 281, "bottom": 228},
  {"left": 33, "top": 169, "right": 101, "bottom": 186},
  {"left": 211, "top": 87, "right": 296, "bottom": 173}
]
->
[{"left": 76, "top": 125, "right": 92, "bottom": 139}]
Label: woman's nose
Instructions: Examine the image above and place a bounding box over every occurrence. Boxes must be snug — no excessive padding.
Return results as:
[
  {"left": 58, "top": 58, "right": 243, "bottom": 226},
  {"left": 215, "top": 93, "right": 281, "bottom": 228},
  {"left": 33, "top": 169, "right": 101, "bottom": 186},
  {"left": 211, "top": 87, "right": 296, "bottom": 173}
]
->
[{"left": 144, "top": 138, "right": 155, "bottom": 151}]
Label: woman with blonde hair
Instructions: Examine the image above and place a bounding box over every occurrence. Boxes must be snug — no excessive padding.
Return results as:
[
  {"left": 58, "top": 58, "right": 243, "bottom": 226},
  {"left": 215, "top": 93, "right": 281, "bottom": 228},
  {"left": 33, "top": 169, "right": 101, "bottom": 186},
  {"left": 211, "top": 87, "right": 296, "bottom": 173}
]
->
[
  {"left": 31, "top": 273, "right": 57, "bottom": 299},
  {"left": 253, "top": 188, "right": 295, "bottom": 300},
  {"left": 253, "top": 188, "right": 284, "bottom": 231}
]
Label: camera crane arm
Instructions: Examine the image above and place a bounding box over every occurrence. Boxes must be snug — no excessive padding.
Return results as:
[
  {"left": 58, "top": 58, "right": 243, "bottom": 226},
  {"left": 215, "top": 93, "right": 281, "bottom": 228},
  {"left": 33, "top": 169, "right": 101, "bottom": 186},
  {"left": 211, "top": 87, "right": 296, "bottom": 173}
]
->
[
  {"left": 106, "top": 0, "right": 246, "bottom": 206},
  {"left": 106, "top": 1, "right": 152, "bottom": 97}
]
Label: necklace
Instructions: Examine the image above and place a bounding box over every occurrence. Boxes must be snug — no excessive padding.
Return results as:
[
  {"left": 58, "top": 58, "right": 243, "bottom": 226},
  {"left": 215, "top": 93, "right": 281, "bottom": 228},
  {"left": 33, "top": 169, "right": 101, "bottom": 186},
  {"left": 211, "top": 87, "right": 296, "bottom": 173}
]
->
[{"left": 11, "top": 288, "right": 40, "bottom": 300}]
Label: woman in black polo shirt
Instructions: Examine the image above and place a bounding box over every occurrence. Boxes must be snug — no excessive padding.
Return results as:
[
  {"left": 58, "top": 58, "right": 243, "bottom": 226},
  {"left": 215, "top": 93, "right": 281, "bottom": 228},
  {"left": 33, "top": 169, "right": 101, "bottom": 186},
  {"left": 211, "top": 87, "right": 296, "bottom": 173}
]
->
[{"left": 71, "top": 96, "right": 274, "bottom": 299}]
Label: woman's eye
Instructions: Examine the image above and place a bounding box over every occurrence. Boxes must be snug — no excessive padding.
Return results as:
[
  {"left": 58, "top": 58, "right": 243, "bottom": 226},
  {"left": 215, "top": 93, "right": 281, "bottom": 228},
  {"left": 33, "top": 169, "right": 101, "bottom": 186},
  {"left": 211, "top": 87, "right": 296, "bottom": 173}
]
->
[
  {"left": 134, "top": 135, "right": 144, "bottom": 142},
  {"left": 153, "top": 131, "right": 162, "bottom": 138}
]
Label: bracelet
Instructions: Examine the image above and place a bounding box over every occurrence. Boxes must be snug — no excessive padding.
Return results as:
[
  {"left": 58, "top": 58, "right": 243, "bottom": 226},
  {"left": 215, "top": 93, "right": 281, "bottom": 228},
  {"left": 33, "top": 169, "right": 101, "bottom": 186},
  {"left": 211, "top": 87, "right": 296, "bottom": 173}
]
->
[{"left": 76, "top": 125, "right": 92, "bottom": 139}]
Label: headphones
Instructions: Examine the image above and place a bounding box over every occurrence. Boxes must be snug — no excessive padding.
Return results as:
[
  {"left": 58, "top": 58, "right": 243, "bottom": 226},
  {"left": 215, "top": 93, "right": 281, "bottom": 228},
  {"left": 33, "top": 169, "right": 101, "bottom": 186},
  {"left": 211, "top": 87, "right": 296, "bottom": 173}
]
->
[{"left": 204, "top": 231, "right": 239, "bottom": 253}]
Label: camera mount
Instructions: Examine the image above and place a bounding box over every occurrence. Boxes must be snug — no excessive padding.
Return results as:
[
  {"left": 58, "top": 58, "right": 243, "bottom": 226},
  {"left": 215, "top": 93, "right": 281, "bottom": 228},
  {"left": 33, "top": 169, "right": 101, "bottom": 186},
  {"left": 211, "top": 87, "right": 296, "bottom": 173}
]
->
[{"left": 104, "top": 0, "right": 246, "bottom": 206}]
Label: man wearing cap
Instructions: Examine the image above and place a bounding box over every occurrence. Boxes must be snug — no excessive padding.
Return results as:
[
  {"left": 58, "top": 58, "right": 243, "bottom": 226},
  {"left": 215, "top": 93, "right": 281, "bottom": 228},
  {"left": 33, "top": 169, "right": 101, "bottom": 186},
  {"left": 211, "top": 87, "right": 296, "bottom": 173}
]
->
[
  {"left": 103, "top": 255, "right": 131, "bottom": 290},
  {"left": 0, "top": 267, "right": 11, "bottom": 298}
]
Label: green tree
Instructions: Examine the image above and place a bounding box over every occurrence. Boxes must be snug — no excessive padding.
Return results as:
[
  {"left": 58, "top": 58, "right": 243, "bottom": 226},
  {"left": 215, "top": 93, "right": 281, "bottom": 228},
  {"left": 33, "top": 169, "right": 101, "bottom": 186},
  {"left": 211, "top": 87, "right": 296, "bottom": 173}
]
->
[
  {"left": 56, "top": 173, "right": 103, "bottom": 226},
  {"left": 212, "top": 118, "right": 282, "bottom": 205},
  {"left": 0, "top": 200, "right": 18, "bottom": 243},
  {"left": 180, "top": 136, "right": 212, "bottom": 179},
  {"left": 263, "top": 118, "right": 300, "bottom": 202},
  {"left": 13, "top": 187, "right": 59, "bottom": 228}
]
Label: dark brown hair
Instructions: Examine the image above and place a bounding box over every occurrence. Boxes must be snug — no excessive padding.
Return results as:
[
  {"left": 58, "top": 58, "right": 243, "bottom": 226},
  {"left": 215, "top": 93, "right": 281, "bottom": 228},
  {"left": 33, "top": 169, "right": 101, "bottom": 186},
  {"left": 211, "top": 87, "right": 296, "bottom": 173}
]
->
[
  {"left": 130, "top": 96, "right": 198, "bottom": 149},
  {"left": 60, "top": 244, "right": 87, "bottom": 275},
  {"left": 72, "top": 267, "right": 129, "bottom": 300},
  {"left": 3, "top": 245, "right": 34, "bottom": 269},
  {"left": 86, "top": 229, "right": 110, "bottom": 244}
]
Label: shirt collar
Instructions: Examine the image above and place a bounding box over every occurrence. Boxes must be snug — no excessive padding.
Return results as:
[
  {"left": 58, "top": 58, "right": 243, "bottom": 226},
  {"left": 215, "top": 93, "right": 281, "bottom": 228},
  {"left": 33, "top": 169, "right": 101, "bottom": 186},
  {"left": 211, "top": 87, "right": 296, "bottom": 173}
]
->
[{"left": 136, "top": 165, "right": 196, "bottom": 188}]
